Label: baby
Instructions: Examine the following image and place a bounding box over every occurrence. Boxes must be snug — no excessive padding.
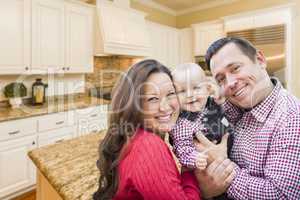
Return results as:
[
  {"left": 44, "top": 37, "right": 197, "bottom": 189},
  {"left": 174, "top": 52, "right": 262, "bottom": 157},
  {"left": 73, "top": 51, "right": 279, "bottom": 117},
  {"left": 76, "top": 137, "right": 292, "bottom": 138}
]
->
[{"left": 170, "top": 63, "right": 233, "bottom": 170}]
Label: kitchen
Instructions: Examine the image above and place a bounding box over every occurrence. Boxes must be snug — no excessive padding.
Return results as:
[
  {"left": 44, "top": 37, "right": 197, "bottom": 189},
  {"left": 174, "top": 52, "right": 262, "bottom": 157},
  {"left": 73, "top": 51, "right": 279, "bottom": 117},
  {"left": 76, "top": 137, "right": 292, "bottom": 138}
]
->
[{"left": 0, "top": 0, "right": 300, "bottom": 200}]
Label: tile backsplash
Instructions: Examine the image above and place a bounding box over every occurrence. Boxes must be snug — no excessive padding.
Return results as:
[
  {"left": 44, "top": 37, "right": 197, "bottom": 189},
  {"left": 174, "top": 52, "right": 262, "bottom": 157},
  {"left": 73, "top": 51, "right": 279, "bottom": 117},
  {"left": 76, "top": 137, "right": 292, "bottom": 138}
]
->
[{"left": 85, "top": 56, "right": 136, "bottom": 90}]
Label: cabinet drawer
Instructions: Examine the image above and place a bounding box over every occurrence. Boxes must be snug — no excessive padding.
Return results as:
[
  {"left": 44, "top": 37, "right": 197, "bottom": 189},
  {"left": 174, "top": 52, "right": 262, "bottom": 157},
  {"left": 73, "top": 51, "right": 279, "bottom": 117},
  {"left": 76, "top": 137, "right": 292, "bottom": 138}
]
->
[
  {"left": 75, "top": 105, "right": 108, "bottom": 122},
  {"left": 78, "top": 118, "right": 107, "bottom": 136},
  {"left": 38, "top": 126, "right": 76, "bottom": 147},
  {"left": 0, "top": 118, "right": 37, "bottom": 141},
  {"left": 38, "top": 111, "right": 74, "bottom": 132}
]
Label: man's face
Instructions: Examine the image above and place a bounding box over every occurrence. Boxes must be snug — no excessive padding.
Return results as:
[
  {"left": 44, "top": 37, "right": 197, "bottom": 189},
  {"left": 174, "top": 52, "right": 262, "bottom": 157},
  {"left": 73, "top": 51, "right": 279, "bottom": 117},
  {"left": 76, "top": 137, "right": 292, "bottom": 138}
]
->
[{"left": 210, "top": 43, "right": 270, "bottom": 109}]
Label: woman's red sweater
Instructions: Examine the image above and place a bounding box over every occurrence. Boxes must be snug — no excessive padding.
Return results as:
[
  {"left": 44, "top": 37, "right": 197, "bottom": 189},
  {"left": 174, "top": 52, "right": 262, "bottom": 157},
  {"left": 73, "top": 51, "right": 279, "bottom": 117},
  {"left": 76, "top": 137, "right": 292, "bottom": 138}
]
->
[{"left": 113, "top": 128, "right": 201, "bottom": 200}]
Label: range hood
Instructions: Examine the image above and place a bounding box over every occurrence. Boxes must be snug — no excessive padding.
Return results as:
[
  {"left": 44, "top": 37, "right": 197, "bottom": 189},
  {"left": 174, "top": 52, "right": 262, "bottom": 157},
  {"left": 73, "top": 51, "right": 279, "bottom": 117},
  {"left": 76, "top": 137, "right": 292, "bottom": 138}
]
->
[{"left": 94, "top": 0, "right": 151, "bottom": 57}]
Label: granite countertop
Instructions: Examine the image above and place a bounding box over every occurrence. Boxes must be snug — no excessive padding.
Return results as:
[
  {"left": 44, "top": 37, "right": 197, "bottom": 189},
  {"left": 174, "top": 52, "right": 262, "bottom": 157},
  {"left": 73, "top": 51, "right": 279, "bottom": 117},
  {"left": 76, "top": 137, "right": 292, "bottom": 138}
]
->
[
  {"left": 28, "top": 131, "right": 106, "bottom": 200},
  {"left": 0, "top": 95, "right": 110, "bottom": 123}
]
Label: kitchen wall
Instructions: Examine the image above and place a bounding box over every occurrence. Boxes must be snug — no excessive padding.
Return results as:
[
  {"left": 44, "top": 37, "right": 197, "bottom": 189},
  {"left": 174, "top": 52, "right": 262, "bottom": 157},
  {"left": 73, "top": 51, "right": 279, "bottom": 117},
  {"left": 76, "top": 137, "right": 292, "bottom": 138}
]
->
[
  {"left": 0, "top": 74, "right": 85, "bottom": 102},
  {"left": 85, "top": 56, "right": 135, "bottom": 91}
]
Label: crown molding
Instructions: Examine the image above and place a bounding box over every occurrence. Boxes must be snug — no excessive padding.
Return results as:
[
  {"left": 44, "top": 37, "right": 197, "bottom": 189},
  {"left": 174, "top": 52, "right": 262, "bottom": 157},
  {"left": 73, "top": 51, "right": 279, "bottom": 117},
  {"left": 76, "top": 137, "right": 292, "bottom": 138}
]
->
[
  {"left": 132, "top": 0, "right": 240, "bottom": 16},
  {"left": 131, "top": 0, "right": 177, "bottom": 16},
  {"left": 177, "top": 0, "right": 239, "bottom": 15}
]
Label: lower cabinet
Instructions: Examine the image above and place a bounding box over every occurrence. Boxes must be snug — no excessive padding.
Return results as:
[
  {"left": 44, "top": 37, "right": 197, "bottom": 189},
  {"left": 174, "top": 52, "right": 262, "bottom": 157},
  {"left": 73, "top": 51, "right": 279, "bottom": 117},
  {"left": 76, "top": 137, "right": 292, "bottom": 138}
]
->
[
  {"left": 0, "top": 135, "right": 37, "bottom": 198},
  {"left": 0, "top": 104, "right": 108, "bottom": 199},
  {"left": 77, "top": 105, "right": 108, "bottom": 136},
  {"left": 38, "top": 126, "right": 76, "bottom": 147}
]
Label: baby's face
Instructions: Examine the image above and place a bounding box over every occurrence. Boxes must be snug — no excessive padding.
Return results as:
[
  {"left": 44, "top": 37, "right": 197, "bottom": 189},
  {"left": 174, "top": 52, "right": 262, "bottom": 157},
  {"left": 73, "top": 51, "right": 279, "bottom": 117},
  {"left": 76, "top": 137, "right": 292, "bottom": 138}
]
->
[{"left": 174, "top": 73, "right": 209, "bottom": 112}]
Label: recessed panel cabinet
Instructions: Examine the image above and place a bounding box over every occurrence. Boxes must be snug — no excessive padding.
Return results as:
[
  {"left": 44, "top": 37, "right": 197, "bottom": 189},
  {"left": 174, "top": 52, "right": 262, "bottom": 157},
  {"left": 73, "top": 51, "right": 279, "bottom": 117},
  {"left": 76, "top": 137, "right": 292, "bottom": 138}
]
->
[
  {"left": 0, "top": 0, "right": 94, "bottom": 75},
  {"left": 31, "top": 0, "right": 65, "bottom": 72},
  {"left": 0, "top": 0, "right": 31, "bottom": 74},
  {"left": 65, "top": 2, "right": 93, "bottom": 73},
  {"left": 0, "top": 135, "right": 37, "bottom": 198}
]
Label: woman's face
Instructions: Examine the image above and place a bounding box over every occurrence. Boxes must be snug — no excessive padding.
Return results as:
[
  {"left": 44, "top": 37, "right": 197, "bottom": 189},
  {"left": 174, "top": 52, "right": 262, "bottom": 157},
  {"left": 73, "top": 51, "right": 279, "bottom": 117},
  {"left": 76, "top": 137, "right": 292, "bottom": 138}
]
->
[{"left": 141, "top": 72, "right": 179, "bottom": 134}]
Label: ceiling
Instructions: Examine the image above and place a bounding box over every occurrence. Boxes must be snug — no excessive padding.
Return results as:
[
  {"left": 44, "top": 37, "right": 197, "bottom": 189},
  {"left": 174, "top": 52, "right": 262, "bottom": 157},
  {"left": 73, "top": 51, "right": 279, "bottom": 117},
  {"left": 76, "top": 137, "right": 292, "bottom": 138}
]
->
[{"left": 152, "top": 0, "right": 216, "bottom": 11}]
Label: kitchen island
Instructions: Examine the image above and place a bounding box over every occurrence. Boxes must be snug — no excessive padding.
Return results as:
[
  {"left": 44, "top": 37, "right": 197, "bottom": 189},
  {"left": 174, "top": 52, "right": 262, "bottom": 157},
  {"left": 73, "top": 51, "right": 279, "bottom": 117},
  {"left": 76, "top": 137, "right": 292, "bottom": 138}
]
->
[{"left": 28, "top": 131, "right": 106, "bottom": 200}]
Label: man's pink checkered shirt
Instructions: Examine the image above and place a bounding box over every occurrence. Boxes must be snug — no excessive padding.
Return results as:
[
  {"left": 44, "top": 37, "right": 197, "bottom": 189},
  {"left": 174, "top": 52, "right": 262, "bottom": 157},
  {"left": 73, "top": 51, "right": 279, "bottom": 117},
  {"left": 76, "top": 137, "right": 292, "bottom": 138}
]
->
[{"left": 225, "top": 79, "right": 300, "bottom": 199}]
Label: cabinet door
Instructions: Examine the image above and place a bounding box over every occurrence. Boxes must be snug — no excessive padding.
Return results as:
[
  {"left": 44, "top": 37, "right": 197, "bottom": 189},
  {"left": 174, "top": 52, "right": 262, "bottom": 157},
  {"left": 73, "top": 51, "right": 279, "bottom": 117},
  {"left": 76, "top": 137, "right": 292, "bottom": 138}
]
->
[
  {"left": 32, "top": 0, "right": 65, "bottom": 73},
  {"left": 179, "top": 28, "right": 194, "bottom": 64},
  {"left": 0, "top": 0, "right": 30, "bottom": 74},
  {"left": 0, "top": 135, "right": 37, "bottom": 198},
  {"left": 38, "top": 126, "right": 76, "bottom": 147},
  {"left": 101, "top": 5, "right": 126, "bottom": 44},
  {"left": 65, "top": 3, "right": 93, "bottom": 73},
  {"left": 224, "top": 16, "right": 254, "bottom": 32},
  {"left": 193, "top": 23, "right": 224, "bottom": 56}
]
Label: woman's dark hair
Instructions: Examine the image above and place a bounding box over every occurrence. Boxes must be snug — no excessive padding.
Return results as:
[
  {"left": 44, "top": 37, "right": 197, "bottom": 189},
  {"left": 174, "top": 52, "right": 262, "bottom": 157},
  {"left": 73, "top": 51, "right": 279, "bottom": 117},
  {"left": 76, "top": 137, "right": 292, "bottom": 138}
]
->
[
  {"left": 93, "top": 59, "right": 173, "bottom": 200},
  {"left": 205, "top": 37, "right": 257, "bottom": 70}
]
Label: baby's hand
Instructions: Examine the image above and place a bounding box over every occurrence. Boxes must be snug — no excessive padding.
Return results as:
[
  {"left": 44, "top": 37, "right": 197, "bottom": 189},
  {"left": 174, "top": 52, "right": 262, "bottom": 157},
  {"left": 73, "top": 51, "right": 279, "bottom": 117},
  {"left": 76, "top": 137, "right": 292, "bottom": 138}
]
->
[{"left": 195, "top": 153, "right": 208, "bottom": 170}]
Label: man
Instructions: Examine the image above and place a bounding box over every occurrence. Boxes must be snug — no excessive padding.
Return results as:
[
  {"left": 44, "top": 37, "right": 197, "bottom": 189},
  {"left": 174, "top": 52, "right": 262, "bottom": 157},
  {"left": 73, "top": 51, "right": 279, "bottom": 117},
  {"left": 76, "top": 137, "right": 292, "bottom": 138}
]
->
[{"left": 196, "top": 37, "right": 300, "bottom": 199}]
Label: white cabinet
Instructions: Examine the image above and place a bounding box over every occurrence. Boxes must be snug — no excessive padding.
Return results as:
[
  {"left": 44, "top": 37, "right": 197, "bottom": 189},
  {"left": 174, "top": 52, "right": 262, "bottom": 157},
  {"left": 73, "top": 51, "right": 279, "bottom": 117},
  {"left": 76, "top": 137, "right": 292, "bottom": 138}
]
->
[
  {"left": 224, "top": 8, "right": 291, "bottom": 32},
  {"left": 76, "top": 105, "right": 108, "bottom": 136},
  {"left": 0, "top": 0, "right": 31, "bottom": 74},
  {"left": 31, "top": 0, "right": 65, "bottom": 73},
  {"left": 192, "top": 21, "right": 225, "bottom": 56},
  {"left": 0, "top": 135, "right": 37, "bottom": 198},
  {"left": 0, "top": 0, "right": 94, "bottom": 75},
  {"left": 224, "top": 16, "right": 254, "bottom": 32},
  {"left": 95, "top": 0, "right": 150, "bottom": 57},
  {"left": 37, "top": 111, "right": 75, "bottom": 132},
  {"left": 38, "top": 126, "right": 76, "bottom": 147},
  {"left": 65, "top": 2, "right": 93, "bottom": 73},
  {"left": 148, "top": 22, "right": 180, "bottom": 69},
  {"left": 179, "top": 28, "right": 194, "bottom": 63},
  {"left": 0, "top": 118, "right": 37, "bottom": 142}
]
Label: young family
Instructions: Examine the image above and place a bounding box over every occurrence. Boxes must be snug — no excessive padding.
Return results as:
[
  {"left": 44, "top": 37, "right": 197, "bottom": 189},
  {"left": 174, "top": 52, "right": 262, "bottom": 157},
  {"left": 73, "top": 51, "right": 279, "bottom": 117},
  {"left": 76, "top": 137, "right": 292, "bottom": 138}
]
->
[{"left": 93, "top": 37, "right": 300, "bottom": 200}]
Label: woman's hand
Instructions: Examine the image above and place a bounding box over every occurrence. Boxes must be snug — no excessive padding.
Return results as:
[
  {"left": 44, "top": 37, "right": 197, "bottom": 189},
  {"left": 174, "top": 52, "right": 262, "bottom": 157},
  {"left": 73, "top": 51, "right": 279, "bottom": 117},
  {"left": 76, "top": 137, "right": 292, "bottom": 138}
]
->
[{"left": 194, "top": 132, "right": 228, "bottom": 164}]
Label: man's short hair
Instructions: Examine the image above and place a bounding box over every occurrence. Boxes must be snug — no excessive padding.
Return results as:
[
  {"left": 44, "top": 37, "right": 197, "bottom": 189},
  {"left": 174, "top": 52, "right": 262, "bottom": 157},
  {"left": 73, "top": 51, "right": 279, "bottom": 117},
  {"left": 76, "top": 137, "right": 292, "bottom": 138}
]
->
[{"left": 205, "top": 37, "right": 257, "bottom": 70}]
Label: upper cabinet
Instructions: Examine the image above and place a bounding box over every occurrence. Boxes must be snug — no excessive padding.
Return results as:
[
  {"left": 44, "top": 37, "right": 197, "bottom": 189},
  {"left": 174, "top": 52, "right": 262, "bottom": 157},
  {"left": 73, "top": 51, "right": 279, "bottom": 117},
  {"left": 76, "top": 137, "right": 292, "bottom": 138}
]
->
[
  {"left": 0, "top": 0, "right": 31, "bottom": 74},
  {"left": 148, "top": 22, "right": 180, "bottom": 69},
  {"left": 31, "top": 0, "right": 65, "bottom": 72},
  {"left": 94, "top": 0, "right": 151, "bottom": 57},
  {"left": 224, "top": 8, "right": 291, "bottom": 32},
  {"left": 179, "top": 28, "right": 194, "bottom": 63},
  {"left": 65, "top": 2, "right": 93, "bottom": 73},
  {"left": 0, "top": 0, "right": 94, "bottom": 75},
  {"left": 192, "top": 20, "right": 225, "bottom": 56}
]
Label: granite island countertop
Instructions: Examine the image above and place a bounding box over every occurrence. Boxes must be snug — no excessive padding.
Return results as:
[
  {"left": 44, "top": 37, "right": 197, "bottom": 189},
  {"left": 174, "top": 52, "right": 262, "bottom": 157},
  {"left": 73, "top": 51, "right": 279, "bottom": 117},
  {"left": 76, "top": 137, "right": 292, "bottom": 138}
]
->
[
  {"left": 28, "top": 131, "right": 106, "bottom": 200},
  {"left": 0, "top": 95, "right": 110, "bottom": 123}
]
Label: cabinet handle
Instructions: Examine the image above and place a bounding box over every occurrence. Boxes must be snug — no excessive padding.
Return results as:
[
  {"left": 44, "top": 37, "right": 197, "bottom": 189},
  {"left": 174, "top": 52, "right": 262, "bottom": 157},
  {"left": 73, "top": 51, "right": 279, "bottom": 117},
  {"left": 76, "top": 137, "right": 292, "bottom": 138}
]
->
[
  {"left": 56, "top": 121, "right": 64, "bottom": 125},
  {"left": 55, "top": 139, "right": 64, "bottom": 143},
  {"left": 90, "top": 114, "right": 98, "bottom": 118},
  {"left": 8, "top": 130, "right": 20, "bottom": 135}
]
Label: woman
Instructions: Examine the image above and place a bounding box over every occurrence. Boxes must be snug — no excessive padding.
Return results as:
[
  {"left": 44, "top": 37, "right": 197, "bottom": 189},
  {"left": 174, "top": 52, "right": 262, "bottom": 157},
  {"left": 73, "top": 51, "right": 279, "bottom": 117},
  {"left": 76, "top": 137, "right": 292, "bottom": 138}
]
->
[{"left": 93, "top": 59, "right": 201, "bottom": 200}]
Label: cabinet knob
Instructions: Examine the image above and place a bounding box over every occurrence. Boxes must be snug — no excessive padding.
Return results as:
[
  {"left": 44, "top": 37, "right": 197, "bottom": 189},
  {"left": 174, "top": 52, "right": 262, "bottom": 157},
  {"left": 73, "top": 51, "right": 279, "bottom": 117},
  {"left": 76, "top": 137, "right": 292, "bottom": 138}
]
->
[
  {"left": 32, "top": 141, "right": 36, "bottom": 145},
  {"left": 67, "top": 67, "right": 70, "bottom": 70},
  {"left": 25, "top": 67, "right": 29, "bottom": 70},
  {"left": 62, "top": 67, "right": 65, "bottom": 70}
]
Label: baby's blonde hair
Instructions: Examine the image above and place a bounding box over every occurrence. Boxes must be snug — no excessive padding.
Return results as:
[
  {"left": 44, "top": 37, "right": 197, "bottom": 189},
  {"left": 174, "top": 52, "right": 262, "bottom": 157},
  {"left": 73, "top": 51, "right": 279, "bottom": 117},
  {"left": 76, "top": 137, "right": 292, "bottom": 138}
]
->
[{"left": 172, "top": 63, "right": 206, "bottom": 82}]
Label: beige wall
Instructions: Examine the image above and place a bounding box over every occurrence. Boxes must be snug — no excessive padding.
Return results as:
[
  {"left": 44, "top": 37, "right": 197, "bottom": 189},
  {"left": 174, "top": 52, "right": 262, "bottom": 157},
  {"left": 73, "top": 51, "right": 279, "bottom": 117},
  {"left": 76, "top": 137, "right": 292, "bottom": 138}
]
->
[{"left": 130, "top": 1, "right": 177, "bottom": 27}]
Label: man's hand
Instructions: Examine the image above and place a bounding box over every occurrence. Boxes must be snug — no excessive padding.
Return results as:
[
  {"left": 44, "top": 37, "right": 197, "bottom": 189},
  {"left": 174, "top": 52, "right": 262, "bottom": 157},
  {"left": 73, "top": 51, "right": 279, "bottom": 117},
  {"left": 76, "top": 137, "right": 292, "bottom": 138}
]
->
[
  {"left": 194, "top": 157, "right": 236, "bottom": 198},
  {"left": 195, "top": 132, "right": 228, "bottom": 164}
]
